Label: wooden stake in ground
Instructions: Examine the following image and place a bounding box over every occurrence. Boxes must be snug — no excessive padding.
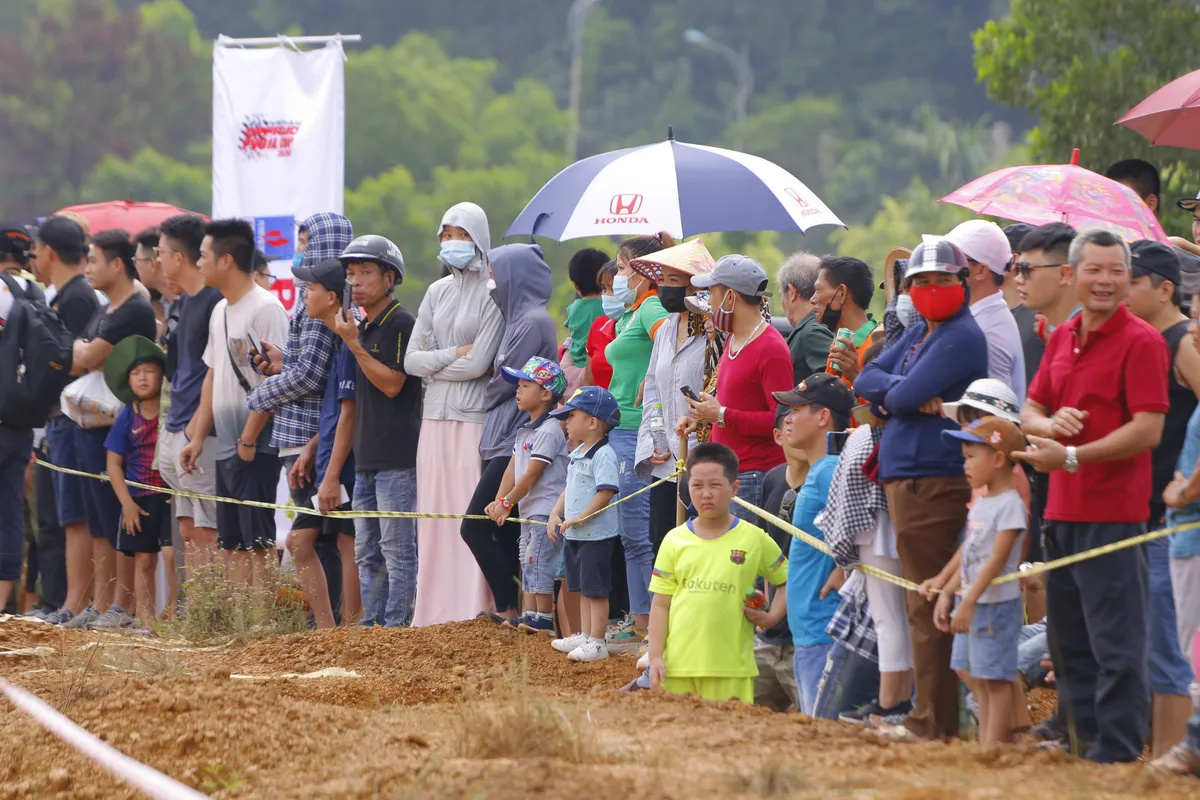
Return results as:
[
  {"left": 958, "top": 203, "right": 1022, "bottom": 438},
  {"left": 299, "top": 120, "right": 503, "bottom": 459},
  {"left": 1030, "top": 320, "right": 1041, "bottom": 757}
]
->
[{"left": 676, "top": 432, "right": 689, "bottom": 526}]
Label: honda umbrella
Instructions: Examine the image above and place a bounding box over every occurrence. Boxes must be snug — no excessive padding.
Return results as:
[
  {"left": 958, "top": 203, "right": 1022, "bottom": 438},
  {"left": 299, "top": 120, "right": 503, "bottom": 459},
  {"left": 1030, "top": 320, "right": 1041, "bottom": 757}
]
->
[
  {"left": 939, "top": 151, "right": 1168, "bottom": 243},
  {"left": 55, "top": 201, "right": 207, "bottom": 233},
  {"left": 1116, "top": 69, "right": 1200, "bottom": 149},
  {"left": 505, "top": 128, "right": 843, "bottom": 241}
]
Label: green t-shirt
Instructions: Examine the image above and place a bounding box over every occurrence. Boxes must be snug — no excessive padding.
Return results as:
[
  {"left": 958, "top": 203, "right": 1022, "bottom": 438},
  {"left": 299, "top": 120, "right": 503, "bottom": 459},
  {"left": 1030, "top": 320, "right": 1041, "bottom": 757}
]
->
[
  {"left": 649, "top": 519, "right": 789, "bottom": 678},
  {"left": 564, "top": 296, "right": 604, "bottom": 367},
  {"left": 604, "top": 294, "right": 669, "bottom": 430}
]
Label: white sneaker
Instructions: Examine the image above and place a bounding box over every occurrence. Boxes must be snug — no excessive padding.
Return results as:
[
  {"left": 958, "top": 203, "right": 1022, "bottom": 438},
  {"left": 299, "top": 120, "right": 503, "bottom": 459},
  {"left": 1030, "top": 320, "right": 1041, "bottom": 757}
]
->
[
  {"left": 552, "top": 633, "right": 588, "bottom": 653},
  {"left": 568, "top": 639, "right": 609, "bottom": 662}
]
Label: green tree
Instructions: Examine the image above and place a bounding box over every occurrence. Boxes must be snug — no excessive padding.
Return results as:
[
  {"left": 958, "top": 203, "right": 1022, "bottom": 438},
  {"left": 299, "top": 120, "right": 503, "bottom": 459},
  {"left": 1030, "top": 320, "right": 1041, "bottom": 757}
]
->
[
  {"left": 975, "top": 0, "right": 1200, "bottom": 235},
  {"left": 0, "top": 0, "right": 208, "bottom": 216},
  {"left": 80, "top": 146, "right": 210, "bottom": 211}
]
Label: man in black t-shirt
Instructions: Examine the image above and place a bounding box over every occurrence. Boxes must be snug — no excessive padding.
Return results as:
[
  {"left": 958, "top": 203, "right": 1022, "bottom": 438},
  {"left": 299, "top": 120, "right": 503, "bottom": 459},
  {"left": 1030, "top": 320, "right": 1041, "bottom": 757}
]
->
[
  {"left": 32, "top": 216, "right": 99, "bottom": 626},
  {"left": 332, "top": 235, "right": 422, "bottom": 627},
  {"left": 65, "top": 229, "right": 158, "bottom": 630},
  {"left": 0, "top": 222, "right": 41, "bottom": 614}
]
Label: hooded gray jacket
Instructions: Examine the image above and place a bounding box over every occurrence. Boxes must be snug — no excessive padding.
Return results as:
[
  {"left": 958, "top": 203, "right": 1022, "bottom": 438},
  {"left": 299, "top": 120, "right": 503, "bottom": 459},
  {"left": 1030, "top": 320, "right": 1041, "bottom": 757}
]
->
[
  {"left": 478, "top": 243, "right": 558, "bottom": 460},
  {"left": 405, "top": 202, "right": 503, "bottom": 424}
]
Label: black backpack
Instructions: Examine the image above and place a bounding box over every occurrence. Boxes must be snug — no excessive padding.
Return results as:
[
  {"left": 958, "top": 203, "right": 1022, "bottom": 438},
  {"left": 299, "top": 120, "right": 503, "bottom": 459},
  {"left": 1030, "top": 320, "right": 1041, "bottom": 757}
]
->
[{"left": 0, "top": 273, "right": 75, "bottom": 428}]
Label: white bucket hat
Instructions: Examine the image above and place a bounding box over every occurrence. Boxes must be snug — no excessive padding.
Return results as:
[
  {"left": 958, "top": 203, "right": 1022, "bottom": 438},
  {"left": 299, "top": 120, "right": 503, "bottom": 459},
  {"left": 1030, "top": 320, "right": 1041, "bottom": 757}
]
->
[{"left": 941, "top": 378, "right": 1021, "bottom": 424}]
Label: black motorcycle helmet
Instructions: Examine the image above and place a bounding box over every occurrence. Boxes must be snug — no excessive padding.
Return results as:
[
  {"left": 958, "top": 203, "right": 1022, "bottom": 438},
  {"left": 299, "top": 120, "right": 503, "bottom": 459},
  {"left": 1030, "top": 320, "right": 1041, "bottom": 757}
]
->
[{"left": 339, "top": 235, "right": 405, "bottom": 283}]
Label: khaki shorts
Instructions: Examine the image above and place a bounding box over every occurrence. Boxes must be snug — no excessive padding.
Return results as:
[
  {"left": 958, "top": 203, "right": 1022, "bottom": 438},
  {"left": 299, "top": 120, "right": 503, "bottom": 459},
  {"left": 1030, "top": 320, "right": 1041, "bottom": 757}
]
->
[
  {"left": 156, "top": 428, "right": 218, "bottom": 529},
  {"left": 753, "top": 638, "right": 799, "bottom": 712}
]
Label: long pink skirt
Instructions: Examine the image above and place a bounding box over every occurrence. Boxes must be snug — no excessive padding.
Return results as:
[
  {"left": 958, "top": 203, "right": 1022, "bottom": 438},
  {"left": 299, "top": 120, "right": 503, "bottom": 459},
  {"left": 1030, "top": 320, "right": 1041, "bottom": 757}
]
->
[{"left": 412, "top": 419, "right": 493, "bottom": 626}]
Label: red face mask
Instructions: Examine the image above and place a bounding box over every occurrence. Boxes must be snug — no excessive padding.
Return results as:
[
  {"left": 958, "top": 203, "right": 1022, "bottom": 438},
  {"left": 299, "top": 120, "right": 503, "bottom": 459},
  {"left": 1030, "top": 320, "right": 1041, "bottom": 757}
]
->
[{"left": 908, "top": 282, "right": 965, "bottom": 322}]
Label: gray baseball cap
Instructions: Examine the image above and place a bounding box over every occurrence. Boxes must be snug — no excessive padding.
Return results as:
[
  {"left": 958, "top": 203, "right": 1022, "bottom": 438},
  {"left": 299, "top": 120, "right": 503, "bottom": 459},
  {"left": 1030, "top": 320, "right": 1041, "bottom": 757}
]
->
[{"left": 691, "top": 254, "right": 771, "bottom": 298}]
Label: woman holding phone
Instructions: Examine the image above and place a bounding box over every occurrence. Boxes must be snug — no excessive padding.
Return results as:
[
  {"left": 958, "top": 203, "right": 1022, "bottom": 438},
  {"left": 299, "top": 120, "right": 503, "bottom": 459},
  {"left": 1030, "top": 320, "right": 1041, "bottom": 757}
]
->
[{"left": 629, "top": 238, "right": 718, "bottom": 555}]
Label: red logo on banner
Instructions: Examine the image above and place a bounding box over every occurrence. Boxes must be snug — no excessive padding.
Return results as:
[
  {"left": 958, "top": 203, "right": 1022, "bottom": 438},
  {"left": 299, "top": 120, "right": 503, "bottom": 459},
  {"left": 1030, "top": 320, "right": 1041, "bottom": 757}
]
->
[
  {"left": 239, "top": 115, "right": 302, "bottom": 158},
  {"left": 273, "top": 277, "right": 297, "bottom": 312},
  {"left": 262, "top": 229, "right": 290, "bottom": 249},
  {"left": 609, "top": 193, "right": 645, "bottom": 215}
]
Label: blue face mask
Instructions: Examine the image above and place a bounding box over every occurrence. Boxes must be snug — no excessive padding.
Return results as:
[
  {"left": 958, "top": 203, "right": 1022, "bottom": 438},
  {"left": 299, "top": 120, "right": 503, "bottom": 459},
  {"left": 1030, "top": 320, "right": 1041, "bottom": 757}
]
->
[
  {"left": 612, "top": 274, "right": 639, "bottom": 305},
  {"left": 439, "top": 240, "right": 477, "bottom": 269},
  {"left": 292, "top": 251, "right": 304, "bottom": 268},
  {"left": 602, "top": 294, "right": 626, "bottom": 320}
]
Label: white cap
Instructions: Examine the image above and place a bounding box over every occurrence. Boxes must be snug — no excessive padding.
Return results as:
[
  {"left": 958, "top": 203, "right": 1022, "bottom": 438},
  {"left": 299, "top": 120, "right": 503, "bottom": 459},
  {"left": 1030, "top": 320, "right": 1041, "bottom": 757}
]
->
[
  {"left": 941, "top": 378, "right": 1021, "bottom": 424},
  {"left": 943, "top": 220, "right": 1013, "bottom": 276}
]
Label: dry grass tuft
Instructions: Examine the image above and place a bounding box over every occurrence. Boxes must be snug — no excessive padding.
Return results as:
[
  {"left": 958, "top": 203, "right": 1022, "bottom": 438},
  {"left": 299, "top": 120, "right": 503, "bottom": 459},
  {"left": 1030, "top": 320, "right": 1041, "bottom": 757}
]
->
[
  {"left": 452, "top": 656, "right": 599, "bottom": 763},
  {"left": 169, "top": 562, "right": 309, "bottom": 645}
]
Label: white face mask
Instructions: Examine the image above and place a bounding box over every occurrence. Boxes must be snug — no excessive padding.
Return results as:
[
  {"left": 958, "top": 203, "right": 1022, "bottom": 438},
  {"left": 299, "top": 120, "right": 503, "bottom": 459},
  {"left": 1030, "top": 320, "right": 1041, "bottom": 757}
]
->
[{"left": 895, "top": 293, "right": 920, "bottom": 329}]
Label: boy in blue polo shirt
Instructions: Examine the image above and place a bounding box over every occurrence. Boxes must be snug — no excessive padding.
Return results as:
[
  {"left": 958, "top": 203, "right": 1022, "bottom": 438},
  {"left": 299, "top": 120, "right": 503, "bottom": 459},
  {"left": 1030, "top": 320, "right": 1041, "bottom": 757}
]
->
[
  {"left": 547, "top": 387, "right": 621, "bottom": 662},
  {"left": 486, "top": 356, "right": 570, "bottom": 635},
  {"left": 288, "top": 257, "right": 360, "bottom": 628}
]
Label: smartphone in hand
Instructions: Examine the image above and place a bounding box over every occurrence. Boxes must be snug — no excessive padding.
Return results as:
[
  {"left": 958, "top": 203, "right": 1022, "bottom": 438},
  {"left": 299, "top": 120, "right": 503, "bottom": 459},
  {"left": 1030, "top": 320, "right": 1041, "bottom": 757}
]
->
[
  {"left": 246, "top": 329, "right": 264, "bottom": 356},
  {"left": 680, "top": 385, "right": 701, "bottom": 402}
]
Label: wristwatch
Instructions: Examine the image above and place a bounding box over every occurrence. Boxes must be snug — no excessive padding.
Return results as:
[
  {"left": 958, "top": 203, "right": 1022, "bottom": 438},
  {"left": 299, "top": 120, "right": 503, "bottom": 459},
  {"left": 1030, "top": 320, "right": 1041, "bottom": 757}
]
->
[
  {"left": 500, "top": 496, "right": 513, "bottom": 510},
  {"left": 717, "top": 406, "right": 727, "bottom": 428},
  {"left": 1063, "top": 445, "right": 1079, "bottom": 473}
]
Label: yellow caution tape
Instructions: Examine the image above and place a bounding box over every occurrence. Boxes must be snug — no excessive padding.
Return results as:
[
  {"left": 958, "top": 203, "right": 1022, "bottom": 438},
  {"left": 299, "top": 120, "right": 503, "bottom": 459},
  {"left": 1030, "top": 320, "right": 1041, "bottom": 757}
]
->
[
  {"left": 734, "top": 495, "right": 1200, "bottom": 595},
  {"left": 34, "top": 459, "right": 681, "bottom": 527}
]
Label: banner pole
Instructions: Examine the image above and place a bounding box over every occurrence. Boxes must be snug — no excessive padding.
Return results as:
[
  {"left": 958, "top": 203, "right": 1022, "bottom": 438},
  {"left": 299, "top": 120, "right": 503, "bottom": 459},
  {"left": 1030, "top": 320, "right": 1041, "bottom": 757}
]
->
[{"left": 216, "top": 34, "right": 362, "bottom": 47}]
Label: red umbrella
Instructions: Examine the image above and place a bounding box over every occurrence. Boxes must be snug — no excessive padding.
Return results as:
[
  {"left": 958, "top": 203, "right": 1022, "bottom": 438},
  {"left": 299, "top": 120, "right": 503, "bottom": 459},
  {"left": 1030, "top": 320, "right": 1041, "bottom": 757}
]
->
[
  {"left": 54, "top": 201, "right": 207, "bottom": 233},
  {"left": 1116, "top": 69, "right": 1200, "bottom": 149}
]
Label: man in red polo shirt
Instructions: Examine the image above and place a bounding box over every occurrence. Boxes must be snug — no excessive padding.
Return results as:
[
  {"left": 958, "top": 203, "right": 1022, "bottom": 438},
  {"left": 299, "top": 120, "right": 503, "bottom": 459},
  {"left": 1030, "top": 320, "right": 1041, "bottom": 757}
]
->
[{"left": 1015, "top": 227, "right": 1169, "bottom": 763}]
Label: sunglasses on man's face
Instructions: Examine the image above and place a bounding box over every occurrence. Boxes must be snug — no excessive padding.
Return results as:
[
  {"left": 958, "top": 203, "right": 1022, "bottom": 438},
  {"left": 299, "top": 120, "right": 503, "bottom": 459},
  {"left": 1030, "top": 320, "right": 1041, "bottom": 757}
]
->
[{"left": 1012, "top": 261, "right": 1065, "bottom": 279}]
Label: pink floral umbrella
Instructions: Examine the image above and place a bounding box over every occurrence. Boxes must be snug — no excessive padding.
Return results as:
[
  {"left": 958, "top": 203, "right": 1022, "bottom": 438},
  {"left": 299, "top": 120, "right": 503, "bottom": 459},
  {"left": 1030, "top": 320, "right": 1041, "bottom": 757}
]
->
[{"left": 939, "top": 151, "right": 1168, "bottom": 243}]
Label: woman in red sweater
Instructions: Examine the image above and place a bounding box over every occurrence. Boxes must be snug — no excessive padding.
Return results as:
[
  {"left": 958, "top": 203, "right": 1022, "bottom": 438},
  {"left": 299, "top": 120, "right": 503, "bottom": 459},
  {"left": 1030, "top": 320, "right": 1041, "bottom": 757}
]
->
[{"left": 680, "top": 255, "right": 794, "bottom": 519}]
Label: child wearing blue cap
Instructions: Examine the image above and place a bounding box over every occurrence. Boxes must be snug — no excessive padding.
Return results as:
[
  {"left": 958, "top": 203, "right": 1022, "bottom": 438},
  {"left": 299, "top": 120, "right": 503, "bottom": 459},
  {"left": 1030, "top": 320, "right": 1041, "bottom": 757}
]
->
[
  {"left": 546, "top": 386, "right": 622, "bottom": 661},
  {"left": 486, "top": 357, "right": 570, "bottom": 636}
]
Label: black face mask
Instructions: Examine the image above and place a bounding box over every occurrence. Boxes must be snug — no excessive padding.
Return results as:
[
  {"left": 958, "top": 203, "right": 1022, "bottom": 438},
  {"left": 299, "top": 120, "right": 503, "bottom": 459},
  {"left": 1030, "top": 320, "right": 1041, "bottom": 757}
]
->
[
  {"left": 819, "top": 287, "right": 845, "bottom": 332},
  {"left": 658, "top": 284, "right": 689, "bottom": 314}
]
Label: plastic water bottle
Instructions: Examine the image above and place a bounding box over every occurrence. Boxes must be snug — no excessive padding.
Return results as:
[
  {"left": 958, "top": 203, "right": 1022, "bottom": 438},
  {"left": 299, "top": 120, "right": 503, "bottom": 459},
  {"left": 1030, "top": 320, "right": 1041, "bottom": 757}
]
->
[
  {"left": 744, "top": 587, "right": 768, "bottom": 610},
  {"left": 649, "top": 401, "right": 670, "bottom": 456}
]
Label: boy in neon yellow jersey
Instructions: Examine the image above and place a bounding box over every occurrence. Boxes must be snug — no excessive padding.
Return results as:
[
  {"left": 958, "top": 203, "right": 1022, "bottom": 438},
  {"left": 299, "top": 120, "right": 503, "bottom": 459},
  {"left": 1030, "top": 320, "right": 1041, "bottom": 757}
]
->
[{"left": 647, "top": 442, "right": 789, "bottom": 702}]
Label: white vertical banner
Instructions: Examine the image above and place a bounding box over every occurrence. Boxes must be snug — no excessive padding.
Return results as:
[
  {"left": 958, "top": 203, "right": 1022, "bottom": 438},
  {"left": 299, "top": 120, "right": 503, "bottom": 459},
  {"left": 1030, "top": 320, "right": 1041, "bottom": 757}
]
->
[
  {"left": 212, "top": 40, "right": 345, "bottom": 219},
  {"left": 212, "top": 39, "right": 347, "bottom": 550},
  {"left": 212, "top": 39, "right": 346, "bottom": 312}
]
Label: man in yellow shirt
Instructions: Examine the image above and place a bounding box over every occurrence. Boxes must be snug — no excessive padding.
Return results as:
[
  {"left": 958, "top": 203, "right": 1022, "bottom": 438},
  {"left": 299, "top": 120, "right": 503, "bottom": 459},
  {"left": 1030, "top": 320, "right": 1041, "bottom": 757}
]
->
[{"left": 648, "top": 442, "right": 789, "bottom": 703}]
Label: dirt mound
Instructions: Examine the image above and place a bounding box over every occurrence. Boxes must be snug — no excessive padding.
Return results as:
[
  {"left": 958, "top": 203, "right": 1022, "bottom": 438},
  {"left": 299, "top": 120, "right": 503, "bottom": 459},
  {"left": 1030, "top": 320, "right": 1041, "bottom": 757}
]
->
[{"left": 216, "top": 619, "right": 637, "bottom": 706}]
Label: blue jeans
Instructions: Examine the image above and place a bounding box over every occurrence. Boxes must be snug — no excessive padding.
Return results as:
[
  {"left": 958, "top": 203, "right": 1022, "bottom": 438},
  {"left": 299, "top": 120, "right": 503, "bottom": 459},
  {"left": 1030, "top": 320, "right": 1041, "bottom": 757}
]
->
[
  {"left": 792, "top": 642, "right": 834, "bottom": 715},
  {"left": 353, "top": 468, "right": 418, "bottom": 627},
  {"left": 732, "top": 469, "right": 765, "bottom": 526},
  {"left": 1018, "top": 619, "right": 1049, "bottom": 685},
  {"left": 44, "top": 415, "right": 86, "bottom": 527},
  {"left": 1147, "top": 538, "right": 1194, "bottom": 696},
  {"left": 608, "top": 428, "right": 653, "bottom": 616},
  {"left": 811, "top": 642, "right": 880, "bottom": 720}
]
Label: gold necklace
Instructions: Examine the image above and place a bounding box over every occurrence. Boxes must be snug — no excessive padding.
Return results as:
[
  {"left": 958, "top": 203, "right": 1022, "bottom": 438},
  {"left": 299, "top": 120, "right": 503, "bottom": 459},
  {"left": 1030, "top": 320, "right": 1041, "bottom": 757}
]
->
[{"left": 727, "top": 318, "right": 767, "bottom": 360}]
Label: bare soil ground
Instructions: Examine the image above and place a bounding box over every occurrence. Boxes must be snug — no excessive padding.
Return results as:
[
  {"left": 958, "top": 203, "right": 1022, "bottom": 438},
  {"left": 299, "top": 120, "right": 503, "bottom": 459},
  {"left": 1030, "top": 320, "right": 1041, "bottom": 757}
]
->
[{"left": 1, "top": 617, "right": 1195, "bottom": 799}]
